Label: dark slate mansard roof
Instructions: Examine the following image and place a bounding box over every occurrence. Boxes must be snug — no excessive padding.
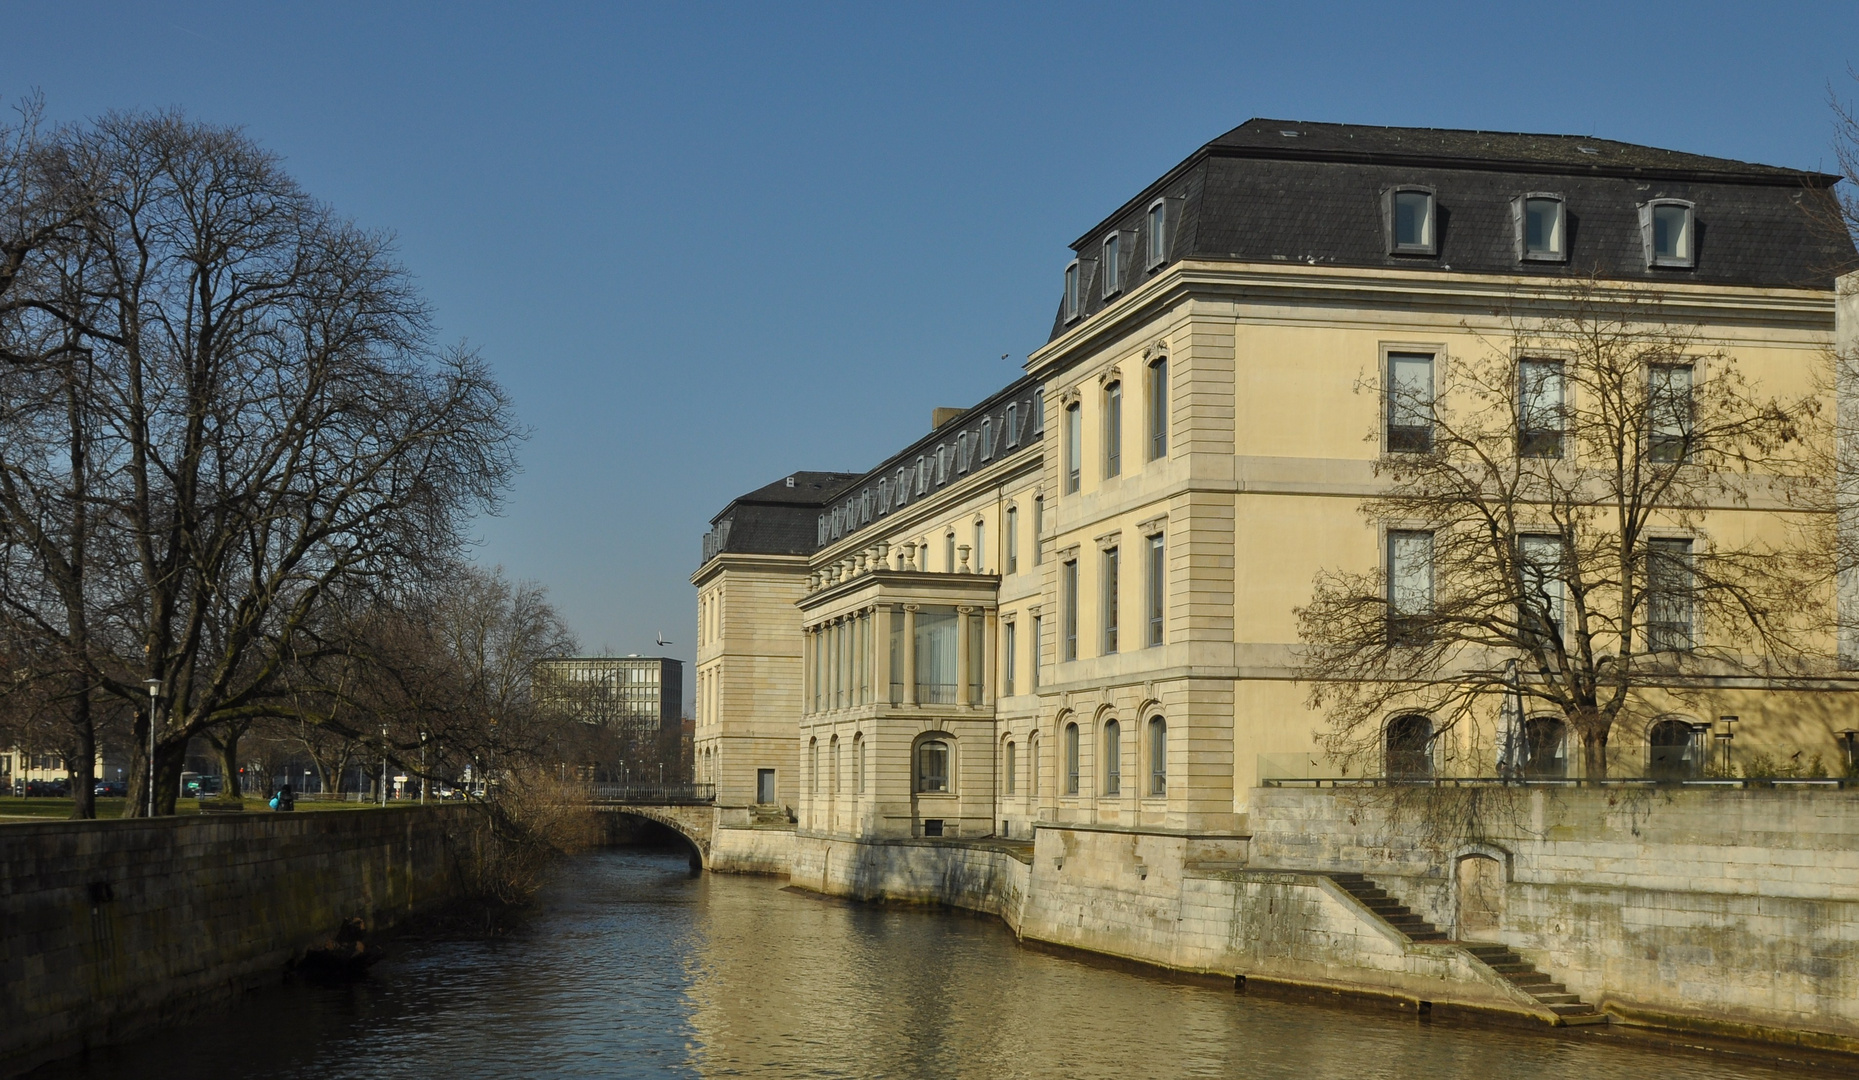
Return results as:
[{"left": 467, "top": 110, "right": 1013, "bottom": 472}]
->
[
  {"left": 701, "top": 472, "right": 862, "bottom": 563},
  {"left": 698, "top": 377, "right": 1045, "bottom": 566},
  {"left": 1050, "top": 118, "right": 1855, "bottom": 339}
]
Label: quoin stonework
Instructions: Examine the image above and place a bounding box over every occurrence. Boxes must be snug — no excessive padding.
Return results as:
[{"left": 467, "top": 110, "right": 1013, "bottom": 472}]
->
[{"left": 687, "top": 119, "right": 1859, "bottom": 1048}]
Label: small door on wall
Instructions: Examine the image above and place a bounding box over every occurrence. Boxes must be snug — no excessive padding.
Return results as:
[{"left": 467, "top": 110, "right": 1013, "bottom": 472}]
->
[
  {"left": 1455, "top": 854, "right": 1505, "bottom": 939},
  {"left": 756, "top": 768, "right": 776, "bottom": 805}
]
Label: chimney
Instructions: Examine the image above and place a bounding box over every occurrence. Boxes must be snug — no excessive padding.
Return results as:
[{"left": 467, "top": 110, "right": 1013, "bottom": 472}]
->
[{"left": 931, "top": 407, "right": 964, "bottom": 430}]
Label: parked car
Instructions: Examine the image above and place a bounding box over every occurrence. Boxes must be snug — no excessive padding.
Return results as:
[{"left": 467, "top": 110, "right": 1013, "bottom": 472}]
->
[
  {"left": 24, "top": 778, "right": 70, "bottom": 797},
  {"left": 93, "top": 780, "right": 127, "bottom": 797}
]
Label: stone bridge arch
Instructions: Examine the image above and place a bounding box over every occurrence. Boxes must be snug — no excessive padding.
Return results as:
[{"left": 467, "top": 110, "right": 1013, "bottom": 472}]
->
[{"left": 600, "top": 804, "right": 714, "bottom": 872}]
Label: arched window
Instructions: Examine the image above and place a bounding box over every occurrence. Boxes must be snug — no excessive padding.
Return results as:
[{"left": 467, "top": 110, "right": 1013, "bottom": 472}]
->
[
  {"left": 1029, "top": 732, "right": 1041, "bottom": 796},
  {"left": 1648, "top": 718, "right": 1696, "bottom": 780},
  {"left": 829, "top": 735, "right": 840, "bottom": 794},
  {"left": 1148, "top": 717, "right": 1167, "bottom": 795},
  {"left": 1522, "top": 716, "right": 1568, "bottom": 779},
  {"left": 1004, "top": 740, "right": 1017, "bottom": 795},
  {"left": 854, "top": 733, "right": 865, "bottom": 794},
  {"left": 1385, "top": 714, "right": 1433, "bottom": 779},
  {"left": 917, "top": 740, "right": 950, "bottom": 793},
  {"left": 1103, "top": 719, "right": 1122, "bottom": 795},
  {"left": 809, "top": 737, "right": 819, "bottom": 792},
  {"left": 1064, "top": 722, "right": 1081, "bottom": 795}
]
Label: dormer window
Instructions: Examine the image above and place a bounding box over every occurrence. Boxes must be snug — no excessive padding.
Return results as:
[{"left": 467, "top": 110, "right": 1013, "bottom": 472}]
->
[
  {"left": 1102, "top": 234, "right": 1122, "bottom": 297},
  {"left": 1146, "top": 200, "right": 1167, "bottom": 269},
  {"left": 1064, "top": 260, "right": 1082, "bottom": 322},
  {"left": 980, "top": 418, "right": 993, "bottom": 461},
  {"left": 1006, "top": 403, "right": 1019, "bottom": 448},
  {"left": 1640, "top": 200, "right": 1695, "bottom": 268},
  {"left": 1515, "top": 194, "right": 1566, "bottom": 261},
  {"left": 1388, "top": 187, "right": 1437, "bottom": 255}
]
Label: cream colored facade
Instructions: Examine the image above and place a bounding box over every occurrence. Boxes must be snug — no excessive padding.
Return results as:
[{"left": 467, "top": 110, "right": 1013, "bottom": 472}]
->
[{"left": 695, "top": 121, "right": 1857, "bottom": 844}]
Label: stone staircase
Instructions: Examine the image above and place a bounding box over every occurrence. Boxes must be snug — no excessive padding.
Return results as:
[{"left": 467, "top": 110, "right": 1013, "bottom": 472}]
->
[{"left": 1328, "top": 872, "right": 1606, "bottom": 1025}]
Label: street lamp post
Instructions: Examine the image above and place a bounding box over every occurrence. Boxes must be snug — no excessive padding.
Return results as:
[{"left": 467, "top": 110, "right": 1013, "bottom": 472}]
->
[
  {"left": 419, "top": 731, "right": 428, "bottom": 805},
  {"left": 380, "top": 723, "right": 388, "bottom": 806},
  {"left": 142, "top": 679, "right": 160, "bottom": 817}
]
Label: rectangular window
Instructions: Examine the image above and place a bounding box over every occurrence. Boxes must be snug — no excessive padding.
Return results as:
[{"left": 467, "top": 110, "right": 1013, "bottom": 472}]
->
[
  {"left": 1518, "top": 359, "right": 1565, "bottom": 459},
  {"left": 1646, "top": 539, "right": 1694, "bottom": 652},
  {"left": 1004, "top": 620, "right": 1017, "bottom": 695},
  {"left": 917, "top": 741, "right": 949, "bottom": 793},
  {"left": 1064, "top": 260, "right": 1081, "bottom": 322},
  {"left": 1387, "top": 530, "right": 1434, "bottom": 644},
  {"left": 1391, "top": 189, "right": 1436, "bottom": 253},
  {"left": 1648, "top": 364, "right": 1693, "bottom": 463},
  {"left": 1102, "top": 547, "right": 1119, "bottom": 654},
  {"left": 1147, "top": 358, "right": 1167, "bottom": 460},
  {"left": 1387, "top": 352, "right": 1434, "bottom": 454},
  {"left": 1104, "top": 721, "right": 1121, "bottom": 796},
  {"left": 1031, "top": 615, "right": 1043, "bottom": 690},
  {"left": 1062, "top": 560, "right": 1079, "bottom": 661},
  {"left": 1104, "top": 381, "right": 1122, "bottom": 478},
  {"left": 1065, "top": 725, "right": 1080, "bottom": 795},
  {"left": 1006, "top": 403, "right": 1019, "bottom": 448},
  {"left": 1102, "top": 234, "right": 1121, "bottom": 296},
  {"left": 914, "top": 607, "right": 959, "bottom": 704},
  {"left": 967, "top": 613, "right": 984, "bottom": 703},
  {"left": 1146, "top": 533, "right": 1165, "bottom": 647},
  {"left": 1006, "top": 506, "right": 1019, "bottom": 574},
  {"left": 1146, "top": 200, "right": 1167, "bottom": 268},
  {"left": 1005, "top": 741, "right": 1017, "bottom": 795},
  {"left": 974, "top": 520, "right": 985, "bottom": 573},
  {"left": 1032, "top": 389, "right": 1045, "bottom": 437},
  {"left": 1149, "top": 719, "right": 1166, "bottom": 796},
  {"left": 1521, "top": 195, "right": 1565, "bottom": 260},
  {"left": 1032, "top": 497, "right": 1044, "bottom": 564},
  {"left": 1518, "top": 534, "right": 1565, "bottom": 646},
  {"left": 889, "top": 608, "right": 903, "bottom": 703},
  {"left": 1065, "top": 402, "right": 1082, "bottom": 493},
  {"left": 1643, "top": 201, "right": 1695, "bottom": 267}
]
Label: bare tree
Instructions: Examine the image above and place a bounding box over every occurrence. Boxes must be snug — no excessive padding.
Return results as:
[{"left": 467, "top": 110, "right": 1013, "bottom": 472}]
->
[
  {"left": 0, "top": 111, "right": 520, "bottom": 814},
  {"left": 1296, "top": 281, "right": 1822, "bottom": 780}
]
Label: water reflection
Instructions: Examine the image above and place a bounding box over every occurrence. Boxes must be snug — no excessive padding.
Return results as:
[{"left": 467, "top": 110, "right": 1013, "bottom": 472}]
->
[{"left": 34, "top": 848, "right": 1806, "bottom": 1079}]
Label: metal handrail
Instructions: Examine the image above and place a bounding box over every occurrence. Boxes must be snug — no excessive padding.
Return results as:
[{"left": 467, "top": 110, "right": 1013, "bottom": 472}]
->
[{"left": 586, "top": 782, "right": 716, "bottom": 804}]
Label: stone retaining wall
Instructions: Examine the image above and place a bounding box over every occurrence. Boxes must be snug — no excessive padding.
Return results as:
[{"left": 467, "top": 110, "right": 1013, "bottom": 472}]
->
[
  {"left": 789, "top": 832, "right": 1030, "bottom": 930},
  {"left": 709, "top": 823, "right": 796, "bottom": 875},
  {"left": 0, "top": 807, "right": 481, "bottom": 1076}
]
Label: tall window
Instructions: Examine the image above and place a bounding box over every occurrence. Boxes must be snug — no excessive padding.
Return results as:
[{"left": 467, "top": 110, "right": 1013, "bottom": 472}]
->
[
  {"left": 810, "top": 738, "right": 818, "bottom": 793},
  {"left": 1103, "top": 381, "right": 1122, "bottom": 477},
  {"left": 1147, "top": 357, "right": 1168, "bottom": 460},
  {"left": 917, "top": 740, "right": 949, "bottom": 793},
  {"left": 966, "top": 615, "right": 983, "bottom": 703},
  {"left": 980, "top": 418, "right": 992, "bottom": 462},
  {"left": 1005, "top": 741, "right": 1017, "bottom": 795},
  {"left": 915, "top": 456, "right": 928, "bottom": 495},
  {"left": 1102, "top": 547, "right": 1120, "bottom": 654},
  {"left": 1102, "top": 234, "right": 1121, "bottom": 297},
  {"left": 974, "top": 519, "right": 985, "bottom": 572},
  {"left": 1518, "top": 534, "right": 1566, "bottom": 646},
  {"left": 1031, "top": 615, "right": 1043, "bottom": 690},
  {"left": 944, "top": 531, "right": 955, "bottom": 573},
  {"left": 1646, "top": 539, "right": 1694, "bottom": 652},
  {"left": 1642, "top": 200, "right": 1695, "bottom": 268},
  {"left": 1387, "top": 352, "right": 1434, "bottom": 453},
  {"left": 1518, "top": 195, "right": 1565, "bottom": 261},
  {"left": 1030, "top": 733, "right": 1041, "bottom": 795},
  {"left": 889, "top": 607, "right": 904, "bottom": 702},
  {"left": 1648, "top": 364, "right": 1693, "bottom": 463},
  {"left": 1390, "top": 188, "right": 1436, "bottom": 254},
  {"left": 1148, "top": 717, "right": 1167, "bottom": 796},
  {"left": 830, "top": 736, "right": 840, "bottom": 795},
  {"left": 855, "top": 733, "right": 865, "bottom": 793},
  {"left": 1006, "top": 506, "right": 1019, "bottom": 574},
  {"left": 1146, "top": 533, "right": 1165, "bottom": 647},
  {"left": 1032, "top": 496, "right": 1044, "bottom": 564},
  {"left": 1064, "top": 722, "right": 1081, "bottom": 795},
  {"left": 1065, "top": 402, "right": 1082, "bottom": 493},
  {"left": 915, "top": 607, "right": 959, "bottom": 703},
  {"left": 1385, "top": 714, "right": 1433, "bottom": 778},
  {"left": 1103, "top": 719, "right": 1121, "bottom": 796},
  {"left": 1006, "top": 403, "right": 1019, "bottom": 448},
  {"left": 1146, "top": 199, "right": 1167, "bottom": 268},
  {"left": 1518, "top": 358, "right": 1565, "bottom": 458},
  {"left": 1064, "top": 260, "right": 1082, "bottom": 322},
  {"left": 1003, "top": 620, "right": 1018, "bottom": 696},
  {"left": 1387, "top": 530, "right": 1434, "bottom": 644},
  {"left": 1062, "top": 560, "right": 1079, "bottom": 660}
]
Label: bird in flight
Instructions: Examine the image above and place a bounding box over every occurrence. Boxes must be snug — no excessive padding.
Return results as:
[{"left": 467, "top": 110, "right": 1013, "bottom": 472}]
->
[{"left": 656, "top": 632, "right": 673, "bottom": 648}]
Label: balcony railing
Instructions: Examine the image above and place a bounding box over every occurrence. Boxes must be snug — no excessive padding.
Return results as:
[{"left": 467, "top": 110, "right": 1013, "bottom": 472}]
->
[{"left": 587, "top": 782, "right": 716, "bottom": 804}]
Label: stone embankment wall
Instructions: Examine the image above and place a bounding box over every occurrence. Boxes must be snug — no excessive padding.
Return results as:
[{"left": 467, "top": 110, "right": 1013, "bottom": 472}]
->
[
  {"left": 1247, "top": 784, "right": 1859, "bottom": 1050},
  {"left": 0, "top": 807, "right": 481, "bottom": 1076},
  {"left": 789, "top": 833, "right": 1031, "bottom": 928},
  {"left": 710, "top": 823, "right": 797, "bottom": 875}
]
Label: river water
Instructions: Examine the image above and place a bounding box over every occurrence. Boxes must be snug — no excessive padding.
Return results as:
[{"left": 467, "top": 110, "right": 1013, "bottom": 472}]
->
[{"left": 33, "top": 847, "right": 1819, "bottom": 1079}]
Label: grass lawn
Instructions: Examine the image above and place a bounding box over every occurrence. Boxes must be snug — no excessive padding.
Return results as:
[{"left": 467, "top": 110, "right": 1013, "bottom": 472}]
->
[{"left": 0, "top": 796, "right": 402, "bottom": 821}]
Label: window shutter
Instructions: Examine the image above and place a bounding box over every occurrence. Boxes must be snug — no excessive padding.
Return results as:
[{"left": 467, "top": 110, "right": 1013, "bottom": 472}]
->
[
  {"left": 1510, "top": 196, "right": 1526, "bottom": 261},
  {"left": 1638, "top": 203, "right": 1656, "bottom": 267}
]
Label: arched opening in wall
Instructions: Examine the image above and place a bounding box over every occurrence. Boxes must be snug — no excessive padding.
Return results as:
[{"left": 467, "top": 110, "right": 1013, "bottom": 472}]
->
[
  {"left": 912, "top": 733, "right": 954, "bottom": 837},
  {"left": 853, "top": 732, "right": 865, "bottom": 794},
  {"left": 1454, "top": 854, "right": 1504, "bottom": 939},
  {"left": 829, "top": 735, "right": 841, "bottom": 805},
  {"left": 1521, "top": 716, "right": 1568, "bottom": 778},
  {"left": 1384, "top": 714, "right": 1433, "bottom": 779},
  {"left": 1029, "top": 732, "right": 1041, "bottom": 797},
  {"left": 1148, "top": 717, "right": 1166, "bottom": 796},
  {"left": 1647, "top": 718, "right": 1698, "bottom": 780},
  {"left": 1103, "top": 719, "right": 1122, "bottom": 796},
  {"left": 1064, "top": 722, "right": 1081, "bottom": 795},
  {"left": 1003, "top": 738, "right": 1017, "bottom": 795},
  {"left": 607, "top": 812, "right": 704, "bottom": 876}
]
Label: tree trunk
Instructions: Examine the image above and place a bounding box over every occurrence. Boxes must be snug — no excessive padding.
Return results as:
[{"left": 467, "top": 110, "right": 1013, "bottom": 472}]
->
[
  {"left": 67, "top": 688, "right": 96, "bottom": 819},
  {"left": 125, "top": 708, "right": 153, "bottom": 817},
  {"left": 1581, "top": 729, "right": 1610, "bottom": 780},
  {"left": 215, "top": 725, "right": 245, "bottom": 798}
]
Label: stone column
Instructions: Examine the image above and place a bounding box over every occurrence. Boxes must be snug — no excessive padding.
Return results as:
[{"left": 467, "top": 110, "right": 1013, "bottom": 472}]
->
[
  {"left": 982, "top": 609, "right": 996, "bottom": 707},
  {"left": 902, "top": 604, "right": 919, "bottom": 707},
  {"left": 801, "top": 628, "right": 813, "bottom": 715},
  {"left": 876, "top": 605, "right": 896, "bottom": 705}
]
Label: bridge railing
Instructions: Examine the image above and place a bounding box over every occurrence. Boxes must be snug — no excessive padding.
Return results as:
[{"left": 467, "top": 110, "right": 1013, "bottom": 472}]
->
[{"left": 587, "top": 782, "right": 716, "bottom": 804}]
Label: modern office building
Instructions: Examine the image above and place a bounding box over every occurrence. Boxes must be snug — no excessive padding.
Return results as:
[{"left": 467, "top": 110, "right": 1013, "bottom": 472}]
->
[
  {"left": 534, "top": 655, "right": 684, "bottom": 735},
  {"left": 693, "top": 118, "right": 1854, "bottom": 840}
]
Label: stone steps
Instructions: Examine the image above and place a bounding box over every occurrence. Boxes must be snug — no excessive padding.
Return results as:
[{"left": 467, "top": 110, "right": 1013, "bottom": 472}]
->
[{"left": 1329, "top": 873, "right": 1607, "bottom": 1026}]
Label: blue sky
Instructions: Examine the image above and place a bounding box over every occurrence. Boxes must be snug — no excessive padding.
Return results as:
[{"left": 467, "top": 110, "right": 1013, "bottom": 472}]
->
[{"left": 6, "top": 1, "right": 1858, "bottom": 687}]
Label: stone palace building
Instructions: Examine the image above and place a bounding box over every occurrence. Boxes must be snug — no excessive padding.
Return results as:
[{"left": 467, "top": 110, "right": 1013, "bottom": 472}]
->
[{"left": 693, "top": 118, "right": 1855, "bottom": 841}]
